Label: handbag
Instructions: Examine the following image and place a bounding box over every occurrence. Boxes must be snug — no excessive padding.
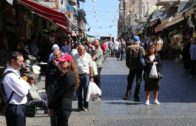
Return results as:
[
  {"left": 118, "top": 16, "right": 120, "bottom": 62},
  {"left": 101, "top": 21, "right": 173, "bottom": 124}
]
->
[{"left": 149, "top": 62, "right": 158, "bottom": 78}]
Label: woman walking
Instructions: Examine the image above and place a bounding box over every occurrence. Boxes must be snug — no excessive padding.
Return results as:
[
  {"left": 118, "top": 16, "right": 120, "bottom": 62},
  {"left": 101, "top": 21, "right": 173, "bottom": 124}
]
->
[{"left": 48, "top": 54, "right": 80, "bottom": 126}]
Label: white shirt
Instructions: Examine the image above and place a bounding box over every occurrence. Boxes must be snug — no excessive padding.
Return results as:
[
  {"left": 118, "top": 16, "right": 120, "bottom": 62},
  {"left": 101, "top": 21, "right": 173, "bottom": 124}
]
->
[
  {"left": 3, "top": 66, "right": 30, "bottom": 105},
  {"left": 73, "top": 52, "right": 93, "bottom": 74},
  {"left": 114, "top": 41, "right": 119, "bottom": 50},
  {"left": 71, "top": 49, "right": 78, "bottom": 57},
  {"left": 149, "top": 55, "right": 155, "bottom": 61}
]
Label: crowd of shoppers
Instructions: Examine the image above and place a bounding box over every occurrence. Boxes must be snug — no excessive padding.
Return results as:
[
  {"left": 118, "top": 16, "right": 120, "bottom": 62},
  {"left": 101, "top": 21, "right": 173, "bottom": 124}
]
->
[
  {"left": 2, "top": 34, "right": 196, "bottom": 126},
  {"left": 2, "top": 38, "right": 104, "bottom": 126}
]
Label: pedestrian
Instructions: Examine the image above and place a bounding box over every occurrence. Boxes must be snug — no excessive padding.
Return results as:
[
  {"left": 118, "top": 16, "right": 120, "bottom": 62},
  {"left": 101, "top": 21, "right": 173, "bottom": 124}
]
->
[
  {"left": 3, "top": 51, "right": 30, "bottom": 126},
  {"left": 92, "top": 39, "right": 104, "bottom": 100},
  {"left": 123, "top": 35, "right": 146, "bottom": 101},
  {"left": 48, "top": 44, "right": 65, "bottom": 63},
  {"left": 61, "top": 39, "right": 71, "bottom": 54},
  {"left": 119, "top": 39, "right": 126, "bottom": 61},
  {"left": 181, "top": 38, "right": 191, "bottom": 71},
  {"left": 48, "top": 54, "right": 80, "bottom": 126},
  {"left": 143, "top": 45, "right": 161, "bottom": 105},
  {"left": 73, "top": 44, "right": 94, "bottom": 111},
  {"left": 26, "top": 73, "right": 48, "bottom": 112},
  {"left": 71, "top": 43, "right": 78, "bottom": 57},
  {"left": 189, "top": 37, "right": 196, "bottom": 78},
  {"left": 45, "top": 49, "right": 63, "bottom": 126}
]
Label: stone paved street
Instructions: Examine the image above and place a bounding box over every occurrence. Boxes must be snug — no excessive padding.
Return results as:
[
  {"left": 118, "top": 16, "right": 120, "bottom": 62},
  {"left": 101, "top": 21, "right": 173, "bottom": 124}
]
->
[{"left": 1, "top": 57, "right": 196, "bottom": 126}]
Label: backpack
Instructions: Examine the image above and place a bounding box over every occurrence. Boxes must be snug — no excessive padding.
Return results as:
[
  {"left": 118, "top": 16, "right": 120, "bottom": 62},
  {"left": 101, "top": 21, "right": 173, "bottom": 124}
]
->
[
  {"left": 126, "top": 47, "right": 145, "bottom": 69},
  {"left": 0, "top": 70, "right": 15, "bottom": 115}
]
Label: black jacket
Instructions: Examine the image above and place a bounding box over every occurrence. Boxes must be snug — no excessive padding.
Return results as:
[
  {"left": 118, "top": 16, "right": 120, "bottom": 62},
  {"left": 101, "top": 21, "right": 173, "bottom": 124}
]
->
[
  {"left": 45, "top": 61, "right": 61, "bottom": 102},
  {"left": 144, "top": 54, "right": 161, "bottom": 75},
  {"left": 48, "top": 71, "right": 76, "bottom": 110}
]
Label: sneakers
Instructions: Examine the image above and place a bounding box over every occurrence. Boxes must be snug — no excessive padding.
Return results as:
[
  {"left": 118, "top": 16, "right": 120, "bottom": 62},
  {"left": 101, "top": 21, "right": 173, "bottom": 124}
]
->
[
  {"left": 154, "top": 99, "right": 160, "bottom": 105},
  {"left": 92, "top": 97, "right": 102, "bottom": 101},
  {"left": 145, "top": 100, "right": 160, "bottom": 105},
  {"left": 134, "top": 97, "right": 140, "bottom": 102},
  {"left": 145, "top": 100, "right": 150, "bottom": 105},
  {"left": 123, "top": 96, "right": 130, "bottom": 100},
  {"left": 96, "top": 97, "right": 102, "bottom": 101},
  {"left": 83, "top": 108, "right": 89, "bottom": 112},
  {"left": 77, "top": 107, "right": 83, "bottom": 111}
]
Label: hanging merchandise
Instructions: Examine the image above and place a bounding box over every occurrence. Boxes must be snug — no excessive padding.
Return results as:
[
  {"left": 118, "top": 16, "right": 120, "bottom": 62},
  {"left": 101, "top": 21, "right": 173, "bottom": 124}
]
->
[
  {"left": 191, "top": 13, "right": 196, "bottom": 31},
  {"left": 188, "top": 15, "right": 194, "bottom": 28}
]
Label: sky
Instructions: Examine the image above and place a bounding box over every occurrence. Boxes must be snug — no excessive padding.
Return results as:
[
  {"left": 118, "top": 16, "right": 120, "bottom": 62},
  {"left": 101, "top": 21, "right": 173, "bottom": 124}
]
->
[{"left": 80, "top": 0, "right": 119, "bottom": 39}]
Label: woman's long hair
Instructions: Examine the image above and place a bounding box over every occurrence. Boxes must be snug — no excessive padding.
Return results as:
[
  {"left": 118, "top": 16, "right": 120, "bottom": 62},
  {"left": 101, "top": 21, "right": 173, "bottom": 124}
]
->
[
  {"left": 69, "top": 62, "right": 80, "bottom": 88},
  {"left": 146, "top": 44, "right": 158, "bottom": 56}
]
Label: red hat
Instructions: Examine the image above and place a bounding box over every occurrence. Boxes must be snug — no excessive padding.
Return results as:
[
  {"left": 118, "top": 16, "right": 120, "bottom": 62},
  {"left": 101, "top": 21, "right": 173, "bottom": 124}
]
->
[{"left": 58, "top": 54, "right": 73, "bottom": 63}]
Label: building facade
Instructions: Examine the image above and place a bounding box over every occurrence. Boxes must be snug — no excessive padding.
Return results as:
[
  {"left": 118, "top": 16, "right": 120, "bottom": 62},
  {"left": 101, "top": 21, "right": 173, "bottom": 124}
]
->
[{"left": 118, "top": 0, "right": 158, "bottom": 39}]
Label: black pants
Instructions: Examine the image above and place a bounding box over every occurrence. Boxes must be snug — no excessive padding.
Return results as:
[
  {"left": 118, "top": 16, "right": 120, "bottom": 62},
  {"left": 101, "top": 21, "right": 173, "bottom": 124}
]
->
[
  {"left": 125, "top": 68, "right": 143, "bottom": 98},
  {"left": 56, "top": 109, "right": 71, "bottom": 126},
  {"left": 190, "top": 60, "right": 196, "bottom": 76},
  {"left": 5, "top": 104, "right": 26, "bottom": 126},
  {"left": 94, "top": 67, "right": 102, "bottom": 88},
  {"left": 50, "top": 113, "right": 58, "bottom": 126}
]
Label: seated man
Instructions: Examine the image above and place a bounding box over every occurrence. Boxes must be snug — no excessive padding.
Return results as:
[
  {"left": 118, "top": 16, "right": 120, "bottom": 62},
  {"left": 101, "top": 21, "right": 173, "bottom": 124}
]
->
[{"left": 26, "top": 73, "right": 48, "bottom": 113}]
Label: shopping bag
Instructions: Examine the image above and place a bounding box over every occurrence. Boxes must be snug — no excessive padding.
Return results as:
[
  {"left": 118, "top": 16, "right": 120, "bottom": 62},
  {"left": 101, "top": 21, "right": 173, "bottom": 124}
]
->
[
  {"left": 86, "top": 81, "right": 102, "bottom": 101},
  {"left": 149, "top": 62, "right": 158, "bottom": 78},
  {"left": 92, "top": 61, "right": 98, "bottom": 76}
]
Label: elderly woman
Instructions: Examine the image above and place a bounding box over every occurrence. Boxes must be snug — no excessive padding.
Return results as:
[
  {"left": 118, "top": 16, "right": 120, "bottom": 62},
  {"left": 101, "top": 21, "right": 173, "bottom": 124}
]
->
[{"left": 48, "top": 54, "right": 80, "bottom": 126}]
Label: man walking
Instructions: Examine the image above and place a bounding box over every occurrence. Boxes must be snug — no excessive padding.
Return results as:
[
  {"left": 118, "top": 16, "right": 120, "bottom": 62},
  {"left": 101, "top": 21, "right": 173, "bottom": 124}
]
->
[
  {"left": 92, "top": 39, "right": 104, "bottom": 100},
  {"left": 123, "top": 36, "right": 146, "bottom": 101},
  {"left": 73, "top": 44, "right": 94, "bottom": 111},
  {"left": 3, "top": 51, "right": 30, "bottom": 126},
  {"left": 45, "top": 48, "right": 63, "bottom": 126}
]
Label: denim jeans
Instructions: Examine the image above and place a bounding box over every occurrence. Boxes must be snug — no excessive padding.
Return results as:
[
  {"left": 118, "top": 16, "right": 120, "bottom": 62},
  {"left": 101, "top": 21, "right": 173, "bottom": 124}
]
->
[{"left": 77, "top": 73, "right": 90, "bottom": 109}]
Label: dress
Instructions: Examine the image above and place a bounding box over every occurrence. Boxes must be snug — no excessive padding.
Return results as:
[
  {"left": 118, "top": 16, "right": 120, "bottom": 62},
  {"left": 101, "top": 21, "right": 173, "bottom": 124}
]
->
[{"left": 144, "top": 54, "right": 161, "bottom": 91}]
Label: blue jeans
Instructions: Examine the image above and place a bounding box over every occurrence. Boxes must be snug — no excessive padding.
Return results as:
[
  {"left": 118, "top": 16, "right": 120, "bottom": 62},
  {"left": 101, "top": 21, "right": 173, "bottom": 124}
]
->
[{"left": 77, "top": 73, "right": 89, "bottom": 109}]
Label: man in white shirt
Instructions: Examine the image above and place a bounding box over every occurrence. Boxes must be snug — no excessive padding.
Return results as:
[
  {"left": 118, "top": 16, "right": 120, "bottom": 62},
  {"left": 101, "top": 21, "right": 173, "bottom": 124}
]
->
[
  {"left": 3, "top": 51, "right": 30, "bottom": 126},
  {"left": 73, "top": 44, "right": 94, "bottom": 111}
]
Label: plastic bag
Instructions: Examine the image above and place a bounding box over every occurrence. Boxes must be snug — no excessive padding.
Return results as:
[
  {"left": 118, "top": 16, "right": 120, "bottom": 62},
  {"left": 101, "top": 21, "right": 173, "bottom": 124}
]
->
[
  {"left": 86, "top": 81, "right": 102, "bottom": 101},
  {"left": 149, "top": 62, "right": 158, "bottom": 78},
  {"left": 92, "top": 61, "right": 98, "bottom": 76}
]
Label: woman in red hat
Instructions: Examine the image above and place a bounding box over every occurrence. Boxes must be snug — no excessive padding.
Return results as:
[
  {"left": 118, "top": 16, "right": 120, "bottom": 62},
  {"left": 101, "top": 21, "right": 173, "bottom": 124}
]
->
[{"left": 48, "top": 54, "right": 80, "bottom": 126}]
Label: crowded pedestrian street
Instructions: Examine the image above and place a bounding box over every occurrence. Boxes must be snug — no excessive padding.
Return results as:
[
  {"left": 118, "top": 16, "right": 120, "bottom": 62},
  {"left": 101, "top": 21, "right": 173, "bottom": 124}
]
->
[
  {"left": 1, "top": 57, "right": 196, "bottom": 126},
  {"left": 1, "top": 0, "right": 196, "bottom": 126}
]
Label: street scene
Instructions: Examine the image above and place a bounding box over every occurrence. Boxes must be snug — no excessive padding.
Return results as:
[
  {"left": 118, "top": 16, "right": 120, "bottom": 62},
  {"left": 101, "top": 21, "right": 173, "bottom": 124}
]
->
[
  {"left": 1, "top": 57, "right": 196, "bottom": 126},
  {"left": 0, "top": 0, "right": 196, "bottom": 126}
]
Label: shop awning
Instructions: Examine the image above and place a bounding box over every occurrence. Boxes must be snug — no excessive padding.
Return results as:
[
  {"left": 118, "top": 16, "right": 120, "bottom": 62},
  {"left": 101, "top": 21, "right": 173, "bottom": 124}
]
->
[
  {"left": 18, "top": 0, "right": 71, "bottom": 34},
  {"left": 154, "top": 12, "right": 184, "bottom": 33}
]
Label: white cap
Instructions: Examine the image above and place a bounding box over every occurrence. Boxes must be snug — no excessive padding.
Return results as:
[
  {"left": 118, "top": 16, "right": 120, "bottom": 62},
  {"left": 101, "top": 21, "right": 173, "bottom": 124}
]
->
[{"left": 52, "top": 44, "right": 59, "bottom": 51}]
